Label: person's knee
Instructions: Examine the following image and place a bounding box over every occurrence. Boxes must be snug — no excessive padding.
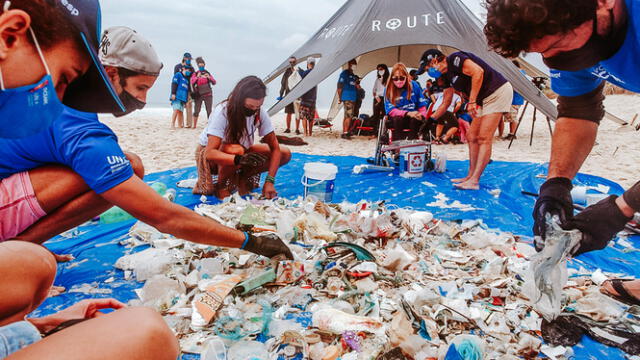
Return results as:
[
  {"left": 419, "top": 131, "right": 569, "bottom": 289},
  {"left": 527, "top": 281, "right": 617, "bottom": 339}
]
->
[
  {"left": 124, "top": 152, "right": 145, "bottom": 179},
  {"left": 476, "top": 134, "right": 493, "bottom": 145},
  {"left": 280, "top": 146, "right": 292, "bottom": 165},
  {"left": 1, "top": 242, "right": 56, "bottom": 306},
  {"left": 119, "top": 307, "right": 179, "bottom": 359},
  {"left": 221, "top": 144, "right": 245, "bottom": 156}
]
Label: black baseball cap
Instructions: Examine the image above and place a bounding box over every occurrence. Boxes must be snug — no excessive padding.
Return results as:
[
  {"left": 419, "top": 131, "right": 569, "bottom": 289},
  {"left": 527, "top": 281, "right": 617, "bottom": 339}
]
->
[
  {"left": 60, "top": 0, "right": 126, "bottom": 114},
  {"left": 416, "top": 49, "right": 445, "bottom": 75},
  {"left": 183, "top": 52, "right": 192, "bottom": 59}
]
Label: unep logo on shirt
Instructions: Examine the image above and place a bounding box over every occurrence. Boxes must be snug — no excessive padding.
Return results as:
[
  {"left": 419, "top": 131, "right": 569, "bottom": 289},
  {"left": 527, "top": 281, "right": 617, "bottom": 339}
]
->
[{"left": 107, "top": 156, "right": 130, "bottom": 174}]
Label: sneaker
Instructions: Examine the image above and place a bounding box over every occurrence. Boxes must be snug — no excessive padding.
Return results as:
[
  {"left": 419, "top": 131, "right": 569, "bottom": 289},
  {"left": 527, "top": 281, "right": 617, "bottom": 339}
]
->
[
  {"left": 295, "top": 130, "right": 301, "bottom": 135},
  {"left": 284, "top": 129, "right": 291, "bottom": 134}
]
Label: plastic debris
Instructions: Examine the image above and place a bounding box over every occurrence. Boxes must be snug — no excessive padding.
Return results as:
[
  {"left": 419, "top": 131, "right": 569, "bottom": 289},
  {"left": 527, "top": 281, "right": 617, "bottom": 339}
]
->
[{"left": 107, "top": 195, "right": 640, "bottom": 358}]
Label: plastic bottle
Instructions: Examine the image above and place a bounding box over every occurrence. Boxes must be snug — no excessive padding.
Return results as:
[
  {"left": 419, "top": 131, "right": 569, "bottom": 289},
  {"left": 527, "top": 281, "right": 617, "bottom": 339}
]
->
[
  {"left": 163, "top": 188, "right": 177, "bottom": 202},
  {"left": 150, "top": 182, "right": 167, "bottom": 196},
  {"left": 201, "top": 336, "right": 227, "bottom": 360}
]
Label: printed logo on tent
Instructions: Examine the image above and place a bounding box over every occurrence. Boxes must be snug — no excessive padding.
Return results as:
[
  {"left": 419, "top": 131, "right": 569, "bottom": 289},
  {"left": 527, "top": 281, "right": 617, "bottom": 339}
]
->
[
  {"left": 317, "top": 24, "right": 355, "bottom": 40},
  {"left": 372, "top": 12, "right": 445, "bottom": 32}
]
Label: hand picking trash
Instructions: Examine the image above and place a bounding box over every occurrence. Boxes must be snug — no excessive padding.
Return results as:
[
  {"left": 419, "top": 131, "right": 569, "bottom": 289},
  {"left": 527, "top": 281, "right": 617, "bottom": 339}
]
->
[{"left": 109, "top": 195, "right": 638, "bottom": 359}]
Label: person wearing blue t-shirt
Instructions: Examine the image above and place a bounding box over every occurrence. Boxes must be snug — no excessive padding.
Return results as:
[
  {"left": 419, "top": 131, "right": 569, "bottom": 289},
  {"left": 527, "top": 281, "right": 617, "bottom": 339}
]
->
[
  {"left": 384, "top": 63, "right": 429, "bottom": 141},
  {"left": 170, "top": 67, "right": 191, "bottom": 129},
  {"left": 485, "top": 0, "right": 640, "bottom": 302},
  {"left": 337, "top": 59, "right": 359, "bottom": 139},
  {"left": 0, "top": 27, "right": 293, "bottom": 262}
]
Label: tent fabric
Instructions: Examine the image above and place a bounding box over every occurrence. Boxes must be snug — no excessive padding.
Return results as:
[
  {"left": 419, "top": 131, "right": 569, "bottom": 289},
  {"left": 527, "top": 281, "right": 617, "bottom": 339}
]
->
[
  {"left": 264, "top": 0, "right": 556, "bottom": 122},
  {"left": 31, "top": 154, "right": 636, "bottom": 359}
]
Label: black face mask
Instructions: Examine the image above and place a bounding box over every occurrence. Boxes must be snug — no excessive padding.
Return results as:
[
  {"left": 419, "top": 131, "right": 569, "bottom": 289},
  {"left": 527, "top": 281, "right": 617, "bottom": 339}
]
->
[
  {"left": 113, "top": 90, "right": 146, "bottom": 118},
  {"left": 542, "top": 9, "right": 627, "bottom": 72},
  {"left": 243, "top": 107, "right": 258, "bottom": 117}
]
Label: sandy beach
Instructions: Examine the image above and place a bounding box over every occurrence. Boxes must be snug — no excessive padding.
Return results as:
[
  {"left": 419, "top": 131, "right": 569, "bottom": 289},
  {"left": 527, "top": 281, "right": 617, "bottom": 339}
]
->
[{"left": 101, "top": 94, "right": 640, "bottom": 189}]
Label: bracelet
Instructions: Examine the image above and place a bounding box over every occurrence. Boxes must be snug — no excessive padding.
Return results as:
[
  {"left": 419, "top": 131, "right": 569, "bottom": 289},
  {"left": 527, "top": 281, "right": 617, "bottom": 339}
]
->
[
  {"left": 241, "top": 232, "right": 250, "bottom": 249},
  {"left": 265, "top": 175, "right": 276, "bottom": 184}
]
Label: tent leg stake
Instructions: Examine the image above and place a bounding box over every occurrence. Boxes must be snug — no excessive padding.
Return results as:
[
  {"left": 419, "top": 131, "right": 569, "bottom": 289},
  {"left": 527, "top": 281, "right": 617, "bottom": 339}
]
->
[
  {"left": 529, "top": 107, "right": 537, "bottom": 147},
  {"left": 546, "top": 116, "right": 553, "bottom": 137},
  {"left": 508, "top": 101, "right": 529, "bottom": 149}
]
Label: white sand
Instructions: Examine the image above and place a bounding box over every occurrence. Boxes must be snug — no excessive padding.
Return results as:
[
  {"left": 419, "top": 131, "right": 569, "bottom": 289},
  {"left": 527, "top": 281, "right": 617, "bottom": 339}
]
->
[{"left": 101, "top": 94, "right": 640, "bottom": 189}]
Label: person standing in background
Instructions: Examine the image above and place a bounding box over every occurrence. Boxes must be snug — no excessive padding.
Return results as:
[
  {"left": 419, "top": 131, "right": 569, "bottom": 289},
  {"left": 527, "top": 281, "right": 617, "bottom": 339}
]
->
[
  {"left": 298, "top": 58, "right": 317, "bottom": 137},
  {"left": 174, "top": 52, "right": 192, "bottom": 74},
  {"left": 372, "top": 64, "right": 389, "bottom": 129},
  {"left": 503, "top": 60, "right": 526, "bottom": 140},
  {"left": 191, "top": 56, "right": 217, "bottom": 129},
  {"left": 170, "top": 66, "right": 190, "bottom": 129},
  {"left": 354, "top": 77, "right": 366, "bottom": 119},
  {"left": 278, "top": 56, "right": 299, "bottom": 134},
  {"left": 337, "top": 59, "right": 358, "bottom": 140}
]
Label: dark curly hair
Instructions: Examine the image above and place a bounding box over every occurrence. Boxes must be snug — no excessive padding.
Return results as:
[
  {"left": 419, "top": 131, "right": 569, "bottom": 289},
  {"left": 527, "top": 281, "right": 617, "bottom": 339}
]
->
[{"left": 484, "top": 0, "right": 598, "bottom": 58}]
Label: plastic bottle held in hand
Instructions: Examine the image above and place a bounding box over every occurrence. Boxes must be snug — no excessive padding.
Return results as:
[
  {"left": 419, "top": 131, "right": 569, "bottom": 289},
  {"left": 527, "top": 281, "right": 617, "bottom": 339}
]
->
[{"left": 163, "top": 188, "right": 177, "bottom": 202}]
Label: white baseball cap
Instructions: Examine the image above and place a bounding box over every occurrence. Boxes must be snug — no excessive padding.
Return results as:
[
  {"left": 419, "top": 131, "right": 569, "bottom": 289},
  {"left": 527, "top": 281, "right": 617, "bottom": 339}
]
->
[{"left": 100, "top": 26, "right": 163, "bottom": 76}]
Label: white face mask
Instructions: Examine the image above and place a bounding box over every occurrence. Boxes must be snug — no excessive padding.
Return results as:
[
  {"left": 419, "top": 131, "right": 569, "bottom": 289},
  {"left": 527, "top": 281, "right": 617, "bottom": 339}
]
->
[{"left": 378, "top": 70, "right": 385, "bottom": 76}]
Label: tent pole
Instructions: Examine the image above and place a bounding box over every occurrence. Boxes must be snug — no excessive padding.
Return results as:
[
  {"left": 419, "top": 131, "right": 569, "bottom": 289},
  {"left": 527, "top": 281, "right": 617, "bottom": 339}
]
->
[
  {"left": 529, "top": 107, "right": 538, "bottom": 147},
  {"left": 508, "top": 101, "right": 529, "bottom": 149},
  {"left": 546, "top": 116, "right": 553, "bottom": 137}
]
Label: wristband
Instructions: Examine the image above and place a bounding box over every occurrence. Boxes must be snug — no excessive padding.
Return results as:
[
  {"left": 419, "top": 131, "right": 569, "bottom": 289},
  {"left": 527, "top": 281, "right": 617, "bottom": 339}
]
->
[
  {"left": 241, "top": 232, "right": 250, "bottom": 249},
  {"left": 265, "top": 175, "right": 276, "bottom": 184},
  {"left": 234, "top": 155, "right": 241, "bottom": 166}
]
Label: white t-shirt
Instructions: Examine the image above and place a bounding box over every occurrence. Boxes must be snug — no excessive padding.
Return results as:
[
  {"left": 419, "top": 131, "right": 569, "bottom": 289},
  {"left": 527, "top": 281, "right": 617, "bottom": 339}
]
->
[
  {"left": 433, "top": 93, "right": 461, "bottom": 113},
  {"left": 373, "top": 78, "right": 386, "bottom": 98},
  {"left": 199, "top": 103, "right": 275, "bottom": 148}
]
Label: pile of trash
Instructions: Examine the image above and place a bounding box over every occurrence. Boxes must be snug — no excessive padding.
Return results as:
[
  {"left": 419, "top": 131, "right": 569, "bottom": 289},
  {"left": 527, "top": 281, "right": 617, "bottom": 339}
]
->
[{"left": 113, "top": 195, "right": 640, "bottom": 359}]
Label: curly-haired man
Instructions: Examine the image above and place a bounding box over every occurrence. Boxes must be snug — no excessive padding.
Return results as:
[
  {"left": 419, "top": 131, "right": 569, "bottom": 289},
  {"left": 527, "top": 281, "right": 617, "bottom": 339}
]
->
[{"left": 485, "top": 0, "right": 640, "bottom": 304}]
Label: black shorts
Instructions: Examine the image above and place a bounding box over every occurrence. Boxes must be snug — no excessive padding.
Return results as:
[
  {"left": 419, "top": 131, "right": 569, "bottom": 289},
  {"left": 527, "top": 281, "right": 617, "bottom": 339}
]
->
[{"left": 285, "top": 103, "right": 295, "bottom": 114}]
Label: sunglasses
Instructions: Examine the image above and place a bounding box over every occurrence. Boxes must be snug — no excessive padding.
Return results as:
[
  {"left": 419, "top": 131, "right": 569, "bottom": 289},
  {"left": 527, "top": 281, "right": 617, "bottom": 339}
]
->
[{"left": 392, "top": 76, "right": 406, "bottom": 82}]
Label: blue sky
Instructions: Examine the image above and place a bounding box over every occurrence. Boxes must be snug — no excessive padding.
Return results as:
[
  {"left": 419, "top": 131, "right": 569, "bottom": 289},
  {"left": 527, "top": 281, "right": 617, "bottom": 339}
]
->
[{"left": 101, "top": 0, "right": 486, "bottom": 109}]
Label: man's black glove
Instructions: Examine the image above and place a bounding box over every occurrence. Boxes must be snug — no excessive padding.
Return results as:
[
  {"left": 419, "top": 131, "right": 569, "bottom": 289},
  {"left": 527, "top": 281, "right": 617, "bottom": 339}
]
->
[
  {"left": 234, "top": 153, "right": 268, "bottom": 169},
  {"left": 242, "top": 232, "right": 294, "bottom": 260},
  {"left": 562, "top": 195, "right": 632, "bottom": 256},
  {"left": 533, "top": 177, "right": 574, "bottom": 252}
]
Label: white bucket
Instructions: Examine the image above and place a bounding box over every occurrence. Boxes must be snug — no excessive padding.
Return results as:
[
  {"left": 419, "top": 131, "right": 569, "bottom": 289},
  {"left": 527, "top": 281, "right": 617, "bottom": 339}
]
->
[
  {"left": 302, "top": 162, "right": 338, "bottom": 202},
  {"left": 399, "top": 145, "right": 426, "bottom": 178}
]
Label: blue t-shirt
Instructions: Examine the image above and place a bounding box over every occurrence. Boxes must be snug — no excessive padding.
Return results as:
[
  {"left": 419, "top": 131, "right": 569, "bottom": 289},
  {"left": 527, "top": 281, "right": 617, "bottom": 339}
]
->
[
  {"left": 338, "top": 69, "right": 358, "bottom": 102},
  {"left": 0, "top": 107, "right": 134, "bottom": 194},
  {"left": 384, "top": 81, "right": 429, "bottom": 114},
  {"left": 512, "top": 70, "right": 526, "bottom": 105},
  {"left": 172, "top": 72, "right": 190, "bottom": 102},
  {"left": 550, "top": 0, "right": 640, "bottom": 96}
]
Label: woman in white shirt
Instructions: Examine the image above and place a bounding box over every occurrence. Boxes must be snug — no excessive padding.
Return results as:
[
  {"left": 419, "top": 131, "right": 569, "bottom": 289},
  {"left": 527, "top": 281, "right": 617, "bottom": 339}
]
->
[
  {"left": 371, "top": 64, "right": 389, "bottom": 127},
  {"left": 198, "top": 76, "right": 291, "bottom": 199}
]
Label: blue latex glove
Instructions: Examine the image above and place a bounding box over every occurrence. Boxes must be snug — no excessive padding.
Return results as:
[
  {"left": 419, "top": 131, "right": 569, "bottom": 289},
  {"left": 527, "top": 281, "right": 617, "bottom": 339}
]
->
[{"left": 276, "top": 96, "right": 284, "bottom": 101}]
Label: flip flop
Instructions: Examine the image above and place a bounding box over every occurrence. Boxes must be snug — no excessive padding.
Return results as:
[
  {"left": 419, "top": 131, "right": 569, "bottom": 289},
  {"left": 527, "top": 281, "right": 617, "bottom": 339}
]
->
[{"left": 601, "top": 279, "right": 640, "bottom": 306}]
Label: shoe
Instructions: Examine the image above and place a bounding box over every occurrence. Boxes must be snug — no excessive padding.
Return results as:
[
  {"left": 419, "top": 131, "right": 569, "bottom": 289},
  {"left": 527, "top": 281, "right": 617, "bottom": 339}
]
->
[
  {"left": 341, "top": 133, "right": 352, "bottom": 140},
  {"left": 503, "top": 134, "right": 517, "bottom": 140},
  {"left": 284, "top": 129, "right": 291, "bottom": 134},
  {"left": 295, "top": 130, "right": 301, "bottom": 135}
]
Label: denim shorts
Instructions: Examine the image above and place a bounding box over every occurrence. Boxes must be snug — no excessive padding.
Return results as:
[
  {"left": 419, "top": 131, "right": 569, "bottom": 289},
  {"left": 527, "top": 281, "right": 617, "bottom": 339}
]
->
[{"left": 0, "top": 321, "right": 41, "bottom": 358}]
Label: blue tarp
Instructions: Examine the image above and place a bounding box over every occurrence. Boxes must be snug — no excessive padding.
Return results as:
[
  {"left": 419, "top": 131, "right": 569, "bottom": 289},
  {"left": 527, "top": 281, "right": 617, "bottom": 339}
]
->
[{"left": 34, "top": 153, "right": 639, "bottom": 359}]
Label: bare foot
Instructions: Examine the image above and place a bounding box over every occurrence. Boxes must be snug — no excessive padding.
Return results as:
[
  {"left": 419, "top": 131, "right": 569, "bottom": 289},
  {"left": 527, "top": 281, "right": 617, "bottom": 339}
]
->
[
  {"left": 53, "top": 252, "right": 75, "bottom": 263},
  {"left": 454, "top": 181, "right": 480, "bottom": 190},
  {"left": 451, "top": 177, "right": 470, "bottom": 183},
  {"left": 48, "top": 285, "right": 66, "bottom": 298}
]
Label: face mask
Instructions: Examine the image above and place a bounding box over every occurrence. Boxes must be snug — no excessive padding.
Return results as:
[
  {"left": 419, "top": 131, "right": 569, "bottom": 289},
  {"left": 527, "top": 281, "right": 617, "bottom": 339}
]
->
[
  {"left": 0, "top": 28, "right": 64, "bottom": 138},
  {"left": 243, "top": 107, "right": 258, "bottom": 117},
  {"left": 113, "top": 90, "right": 146, "bottom": 117},
  {"left": 428, "top": 67, "right": 442, "bottom": 79},
  {"left": 542, "top": 9, "right": 627, "bottom": 71},
  {"left": 198, "top": 66, "right": 205, "bottom": 71},
  {"left": 186, "top": 59, "right": 192, "bottom": 66},
  {"left": 185, "top": 71, "right": 192, "bottom": 77}
]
